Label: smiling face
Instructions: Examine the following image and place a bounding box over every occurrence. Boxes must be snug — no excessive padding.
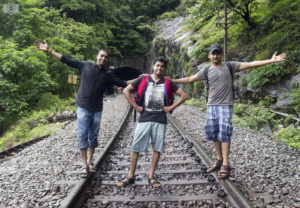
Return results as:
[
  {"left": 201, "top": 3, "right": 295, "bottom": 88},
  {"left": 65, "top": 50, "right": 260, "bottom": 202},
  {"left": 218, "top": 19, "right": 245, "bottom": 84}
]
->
[
  {"left": 208, "top": 50, "right": 222, "bottom": 65},
  {"left": 96, "top": 50, "right": 109, "bottom": 68},
  {"left": 152, "top": 61, "right": 166, "bottom": 77}
]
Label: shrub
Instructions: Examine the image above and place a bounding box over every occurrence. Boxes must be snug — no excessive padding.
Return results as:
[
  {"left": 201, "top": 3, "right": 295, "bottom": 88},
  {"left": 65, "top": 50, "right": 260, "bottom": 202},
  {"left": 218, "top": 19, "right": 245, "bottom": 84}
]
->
[
  {"left": 158, "top": 11, "right": 180, "bottom": 20},
  {"left": 0, "top": 96, "right": 76, "bottom": 151},
  {"left": 232, "top": 102, "right": 279, "bottom": 131},
  {"left": 36, "top": 92, "right": 64, "bottom": 110},
  {"left": 275, "top": 126, "right": 300, "bottom": 150}
]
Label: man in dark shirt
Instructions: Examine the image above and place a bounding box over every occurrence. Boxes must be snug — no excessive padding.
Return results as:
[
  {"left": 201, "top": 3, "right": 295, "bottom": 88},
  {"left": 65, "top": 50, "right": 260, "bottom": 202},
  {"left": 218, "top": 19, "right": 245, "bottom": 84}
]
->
[
  {"left": 35, "top": 40, "right": 129, "bottom": 178},
  {"left": 117, "top": 56, "right": 187, "bottom": 188}
]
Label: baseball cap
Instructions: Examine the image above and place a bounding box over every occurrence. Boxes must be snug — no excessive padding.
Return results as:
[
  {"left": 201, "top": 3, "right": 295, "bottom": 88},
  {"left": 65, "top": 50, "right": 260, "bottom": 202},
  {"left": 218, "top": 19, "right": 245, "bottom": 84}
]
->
[{"left": 209, "top": 44, "right": 222, "bottom": 54}]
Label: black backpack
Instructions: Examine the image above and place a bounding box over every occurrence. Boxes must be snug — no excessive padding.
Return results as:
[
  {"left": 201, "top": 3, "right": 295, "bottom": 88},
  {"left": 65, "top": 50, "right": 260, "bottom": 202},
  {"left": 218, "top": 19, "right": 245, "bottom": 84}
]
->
[{"left": 204, "top": 62, "right": 235, "bottom": 102}]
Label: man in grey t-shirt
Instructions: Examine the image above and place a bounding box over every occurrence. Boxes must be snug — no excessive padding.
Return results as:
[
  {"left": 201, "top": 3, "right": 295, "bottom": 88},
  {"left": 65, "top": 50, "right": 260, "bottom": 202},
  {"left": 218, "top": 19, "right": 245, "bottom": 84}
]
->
[{"left": 172, "top": 44, "right": 286, "bottom": 179}]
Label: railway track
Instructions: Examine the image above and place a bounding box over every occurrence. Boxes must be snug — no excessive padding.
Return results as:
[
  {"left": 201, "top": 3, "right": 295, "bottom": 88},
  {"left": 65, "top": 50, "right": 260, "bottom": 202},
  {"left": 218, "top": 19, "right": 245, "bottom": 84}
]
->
[{"left": 60, "top": 107, "right": 252, "bottom": 208}]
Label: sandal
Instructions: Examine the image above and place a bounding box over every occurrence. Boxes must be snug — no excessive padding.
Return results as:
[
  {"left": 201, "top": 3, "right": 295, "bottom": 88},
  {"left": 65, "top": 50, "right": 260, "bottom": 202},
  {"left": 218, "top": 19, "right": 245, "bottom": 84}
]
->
[
  {"left": 88, "top": 163, "right": 97, "bottom": 173},
  {"left": 80, "top": 167, "right": 89, "bottom": 178},
  {"left": 217, "top": 165, "right": 230, "bottom": 179},
  {"left": 148, "top": 177, "right": 161, "bottom": 188},
  {"left": 117, "top": 177, "right": 135, "bottom": 187},
  {"left": 207, "top": 159, "right": 223, "bottom": 173}
]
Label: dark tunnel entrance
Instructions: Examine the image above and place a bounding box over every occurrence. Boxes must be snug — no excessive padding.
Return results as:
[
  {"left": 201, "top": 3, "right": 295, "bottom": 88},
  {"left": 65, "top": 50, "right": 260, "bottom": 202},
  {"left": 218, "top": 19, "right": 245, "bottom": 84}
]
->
[
  {"left": 113, "top": 67, "right": 142, "bottom": 81},
  {"left": 106, "top": 67, "right": 142, "bottom": 94}
]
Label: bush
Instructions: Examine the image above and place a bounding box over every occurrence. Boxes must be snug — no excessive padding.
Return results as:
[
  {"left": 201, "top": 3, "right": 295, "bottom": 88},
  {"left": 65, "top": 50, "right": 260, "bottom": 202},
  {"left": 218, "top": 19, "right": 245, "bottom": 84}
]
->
[
  {"left": 0, "top": 96, "right": 76, "bottom": 151},
  {"left": 232, "top": 102, "right": 299, "bottom": 149},
  {"left": 289, "top": 86, "right": 300, "bottom": 113},
  {"left": 232, "top": 102, "right": 279, "bottom": 131},
  {"left": 37, "top": 92, "right": 64, "bottom": 110},
  {"left": 184, "top": 98, "right": 207, "bottom": 110},
  {"left": 275, "top": 126, "right": 300, "bottom": 150},
  {"left": 0, "top": 39, "right": 55, "bottom": 133},
  {"left": 158, "top": 11, "right": 180, "bottom": 20}
]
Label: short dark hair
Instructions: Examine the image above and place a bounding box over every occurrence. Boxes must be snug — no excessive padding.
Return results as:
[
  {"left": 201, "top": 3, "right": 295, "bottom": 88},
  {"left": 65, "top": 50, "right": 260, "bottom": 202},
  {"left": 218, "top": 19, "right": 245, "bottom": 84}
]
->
[
  {"left": 153, "top": 56, "right": 167, "bottom": 68},
  {"left": 98, "top": 48, "right": 109, "bottom": 56}
]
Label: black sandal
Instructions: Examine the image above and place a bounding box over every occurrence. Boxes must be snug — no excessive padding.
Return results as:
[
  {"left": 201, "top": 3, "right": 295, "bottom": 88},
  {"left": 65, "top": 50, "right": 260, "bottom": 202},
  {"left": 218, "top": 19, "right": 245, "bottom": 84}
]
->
[
  {"left": 207, "top": 159, "right": 223, "bottom": 173},
  {"left": 88, "top": 163, "right": 97, "bottom": 173},
  {"left": 117, "top": 177, "right": 135, "bottom": 187},
  {"left": 148, "top": 177, "right": 161, "bottom": 188},
  {"left": 217, "top": 165, "right": 230, "bottom": 179},
  {"left": 80, "top": 167, "right": 89, "bottom": 178}
]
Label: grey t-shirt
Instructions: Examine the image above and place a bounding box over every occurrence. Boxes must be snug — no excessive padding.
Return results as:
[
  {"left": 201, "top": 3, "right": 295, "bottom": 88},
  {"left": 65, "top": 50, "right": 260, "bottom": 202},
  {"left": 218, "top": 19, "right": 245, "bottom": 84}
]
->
[{"left": 196, "top": 61, "right": 241, "bottom": 106}]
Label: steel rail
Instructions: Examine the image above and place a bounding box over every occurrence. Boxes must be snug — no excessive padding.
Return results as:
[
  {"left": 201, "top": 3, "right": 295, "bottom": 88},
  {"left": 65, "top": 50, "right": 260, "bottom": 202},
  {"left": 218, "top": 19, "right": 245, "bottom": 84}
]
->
[
  {"left": 167, "top": 114, "right": 253, "bottom": 208},
  {"left": 61, "top": 105, "right": 132, "bottom": 208}
]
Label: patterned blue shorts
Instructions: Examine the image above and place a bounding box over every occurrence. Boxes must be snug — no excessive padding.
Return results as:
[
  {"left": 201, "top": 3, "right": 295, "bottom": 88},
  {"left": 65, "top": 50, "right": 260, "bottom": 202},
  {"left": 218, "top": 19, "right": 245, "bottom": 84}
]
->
[{"left": 205, "top": 105, "right": 233, "bottom": 143}]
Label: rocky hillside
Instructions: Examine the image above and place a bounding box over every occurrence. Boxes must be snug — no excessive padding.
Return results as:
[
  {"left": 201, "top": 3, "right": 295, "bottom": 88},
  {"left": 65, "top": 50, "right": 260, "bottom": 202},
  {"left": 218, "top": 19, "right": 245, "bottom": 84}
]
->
[{"left": 151, "top": 16, "right": 300, "bottom": 117}]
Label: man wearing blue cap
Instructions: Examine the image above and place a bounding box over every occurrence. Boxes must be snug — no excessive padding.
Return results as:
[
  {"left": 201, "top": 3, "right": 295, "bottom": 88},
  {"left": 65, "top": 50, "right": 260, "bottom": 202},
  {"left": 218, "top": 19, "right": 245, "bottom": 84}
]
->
[{"left": 172, "top": 44, "right": 286, "bottom": 179}]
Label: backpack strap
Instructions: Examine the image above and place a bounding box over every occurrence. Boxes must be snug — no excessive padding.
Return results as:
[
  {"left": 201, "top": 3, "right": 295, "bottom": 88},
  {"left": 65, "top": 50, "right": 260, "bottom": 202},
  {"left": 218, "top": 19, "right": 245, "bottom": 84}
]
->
[
  {"left": 164, "top": 77, "right": 174, "bottom": 114},
  {"left": 204, "top": 66, "right": 210, "bottom": 102},
  {"left": 134, "top": 75, "right": 149, "bottom": 106},
  {"left": 224, "top": 62, "right": 235, "bottom": 100},
  {"left": 132, "top": 75, "right": 149, "bottom": 122},
  {"left": 163, "top": 78, "right": 174, "bottom": 106}
]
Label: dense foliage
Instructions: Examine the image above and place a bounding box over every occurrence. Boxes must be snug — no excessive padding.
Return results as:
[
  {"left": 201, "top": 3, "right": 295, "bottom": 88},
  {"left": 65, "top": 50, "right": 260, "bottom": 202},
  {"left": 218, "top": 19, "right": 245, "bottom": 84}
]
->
[
  {"left": 0, "top": 0, "right": 180, "bottom": 135},
  {"left": 1, "top": 0, "right": 299, "bottom": 149},
  {"left": 174, "top": 0, "right": 300, "bottom": 110},
  {"left": 0, "top": 93, "right": 76, "bottom": 151},
  {"left": 156, "top": 0, "right": 299, "bottom": 148}
]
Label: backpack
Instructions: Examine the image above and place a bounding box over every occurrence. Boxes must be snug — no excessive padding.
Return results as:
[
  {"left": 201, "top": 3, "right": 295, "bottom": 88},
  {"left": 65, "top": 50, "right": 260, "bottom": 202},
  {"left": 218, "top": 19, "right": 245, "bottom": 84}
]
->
[
  {"left": 132, "top": 75, "right": 174, "bottom": 121},
  {"left": 204, "top": 62, "right": 235, "bottom": 102}
]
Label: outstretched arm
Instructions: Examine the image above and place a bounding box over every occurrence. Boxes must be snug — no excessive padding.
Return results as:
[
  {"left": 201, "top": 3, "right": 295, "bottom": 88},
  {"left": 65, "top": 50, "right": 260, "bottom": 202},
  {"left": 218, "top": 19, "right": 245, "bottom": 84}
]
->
[
  {"left": 164, "top": 88, "right": 188, "bottom": 113},
  {"left": 34, "top": 40, "right": 62, "bottom": 60},
  {"left": 172, "top": 74, "right": 200, "bottom": 84},
  {"left": 239, "top": 52, "right": 287, "bottom": 71}
]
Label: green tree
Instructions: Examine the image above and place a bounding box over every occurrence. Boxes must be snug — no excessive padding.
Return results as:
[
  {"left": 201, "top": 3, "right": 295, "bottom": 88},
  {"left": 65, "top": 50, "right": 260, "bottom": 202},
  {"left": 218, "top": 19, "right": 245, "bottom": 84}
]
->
[
  {"left": 0, "top": 38, "right": 55, "bottom": 133},
  {"left": 184, "top": 0, "right": 258, "bottom": 29}
]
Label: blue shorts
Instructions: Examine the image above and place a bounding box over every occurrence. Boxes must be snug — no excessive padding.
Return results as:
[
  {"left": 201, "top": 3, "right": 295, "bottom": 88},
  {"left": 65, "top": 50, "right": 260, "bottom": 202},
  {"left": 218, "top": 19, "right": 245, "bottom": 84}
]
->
[
  {"left": 132, "top": 122, "right": 166, "bottom": 153},
  {"left": 205, "top": 105, "right": 233, "bottom": 143},
  {"left": 76, "top": 106, "right": 102, "bottom": 149}
]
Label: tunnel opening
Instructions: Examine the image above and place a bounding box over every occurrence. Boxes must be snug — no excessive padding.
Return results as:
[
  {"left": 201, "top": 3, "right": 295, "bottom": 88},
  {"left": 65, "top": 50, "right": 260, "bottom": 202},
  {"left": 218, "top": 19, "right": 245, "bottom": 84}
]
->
[
  {"left": 105, "top": 67, "right": 142, "bottom": 95},
  {"left": 113, "top": 67, "right": 142, "bottom": 81}
]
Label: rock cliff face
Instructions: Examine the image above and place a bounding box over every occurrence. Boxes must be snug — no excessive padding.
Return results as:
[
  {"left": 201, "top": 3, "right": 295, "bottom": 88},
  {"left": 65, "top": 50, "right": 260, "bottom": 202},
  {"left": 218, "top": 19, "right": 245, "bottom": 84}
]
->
[
  {"left": 151, "top": 17, "right": 205, "bottom": 98},
  {"left": 151, "top": 17, "right": 300, "bottom": 115}
]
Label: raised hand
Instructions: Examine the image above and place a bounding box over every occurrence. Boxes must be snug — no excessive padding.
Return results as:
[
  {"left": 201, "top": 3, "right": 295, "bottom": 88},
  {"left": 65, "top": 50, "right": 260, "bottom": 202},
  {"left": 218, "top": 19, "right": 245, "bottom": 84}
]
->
[
  {"left": 272, "top": 52, "right": 287, "bottom": 62},
  {"left": 34, "top": 40, "right": 49, "bottom": 52}
]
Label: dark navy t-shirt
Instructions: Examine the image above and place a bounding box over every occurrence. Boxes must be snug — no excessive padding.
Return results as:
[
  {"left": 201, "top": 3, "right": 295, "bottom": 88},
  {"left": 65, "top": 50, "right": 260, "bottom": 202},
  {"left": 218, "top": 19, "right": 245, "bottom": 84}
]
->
[
  {"left": 131, "top": 76, "right": 178, "bottom": 124},
  {"left": 61, "top": 55, "right": 126, "bottom": 112}
]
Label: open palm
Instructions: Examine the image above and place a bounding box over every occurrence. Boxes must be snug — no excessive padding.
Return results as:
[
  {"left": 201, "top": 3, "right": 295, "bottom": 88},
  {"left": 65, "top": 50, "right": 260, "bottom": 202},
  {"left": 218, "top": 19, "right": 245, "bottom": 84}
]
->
[
  {"left": 34, "top": 40, "right": 49, "bottom": 52},
  {"left": 272, "top": 52, "right": 287, "bottom": 62}
]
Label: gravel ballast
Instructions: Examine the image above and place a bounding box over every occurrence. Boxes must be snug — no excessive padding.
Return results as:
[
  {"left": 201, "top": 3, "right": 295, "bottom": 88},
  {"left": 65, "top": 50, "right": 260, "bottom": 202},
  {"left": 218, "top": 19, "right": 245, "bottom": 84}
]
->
[
  {"left": 172, "top": 105, "right": 300, "bottom": 208},
  {"left": 0, "top": 95, "right": 299, "bottom": 208},
  {"left": 0, "top": 95, "right": 128, "bottom": 208}
]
